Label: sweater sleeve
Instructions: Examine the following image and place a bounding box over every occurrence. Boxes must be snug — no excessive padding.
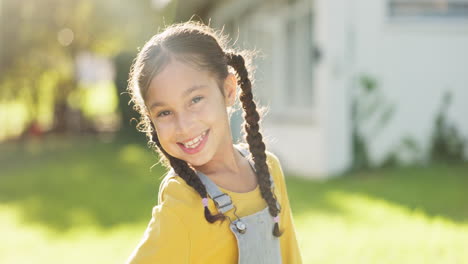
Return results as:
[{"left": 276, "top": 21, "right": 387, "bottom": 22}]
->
[
  {"left": 126, "top": 204, "right": 190, "bottom": 264},
  {"left": 267, "top": 151, "right": 303, "bottom": 264},
  {"left": 126, "top": 173, "right": 192, "bottom": 264}
]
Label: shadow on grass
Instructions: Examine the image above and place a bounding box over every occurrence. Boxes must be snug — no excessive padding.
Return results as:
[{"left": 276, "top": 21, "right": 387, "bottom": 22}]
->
[
  {"left": 286, "top": 162, "right": 468, "bottom": 223},
  {"left": 1, "top": 135, "right": 467, "bottom": 233}
]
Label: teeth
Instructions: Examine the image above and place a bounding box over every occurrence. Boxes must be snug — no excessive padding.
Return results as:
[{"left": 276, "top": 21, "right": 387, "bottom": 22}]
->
[{"left": 183, "top": 131, "right": 207, "bottom": 148}]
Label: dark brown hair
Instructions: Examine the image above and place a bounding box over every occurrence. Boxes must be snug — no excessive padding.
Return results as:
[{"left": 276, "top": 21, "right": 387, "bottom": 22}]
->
[{"left": 127, "top": 21, "right": 282, "bottom": 236}]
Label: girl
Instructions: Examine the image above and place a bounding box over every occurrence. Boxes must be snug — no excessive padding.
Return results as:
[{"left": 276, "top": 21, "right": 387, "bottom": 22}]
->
[{"left": 125, "top": 21, "right": 302, "bottom": 264}]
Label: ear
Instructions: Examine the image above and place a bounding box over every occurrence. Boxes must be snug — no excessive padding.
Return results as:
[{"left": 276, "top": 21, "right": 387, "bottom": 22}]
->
[{"left": 223, "top": 73, "right": 237, "bottom": 107}]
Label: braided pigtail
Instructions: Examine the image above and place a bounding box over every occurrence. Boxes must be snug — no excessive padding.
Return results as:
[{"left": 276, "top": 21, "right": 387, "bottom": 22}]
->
[
  {"left": 150, "top": 123, "right": 225, "bottom": 223},
  {"left": 226, "top": 52, "right": 283, "bottom": 237}
]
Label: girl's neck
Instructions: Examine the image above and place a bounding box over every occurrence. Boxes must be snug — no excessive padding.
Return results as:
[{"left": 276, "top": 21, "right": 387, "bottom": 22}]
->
[
  {"left": 192, "top": 141, "right": 243, "bottom": 178},
  {"left": 193, "top": 141, "right": 259, "bottom": 193}
]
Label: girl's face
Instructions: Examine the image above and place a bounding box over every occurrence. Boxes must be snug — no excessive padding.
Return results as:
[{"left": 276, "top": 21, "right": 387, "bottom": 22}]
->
[{"left": 145, "top": 59, "right": 236, "bottom": 167}]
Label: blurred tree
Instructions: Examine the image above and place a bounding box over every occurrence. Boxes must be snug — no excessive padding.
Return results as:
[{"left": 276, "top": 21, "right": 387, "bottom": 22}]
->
[
  {"left": 113, "top": 51, "right": 141, "bottom": 140},
  {"left": 0, "top": 0, "right": 174, "bottom": 136}
]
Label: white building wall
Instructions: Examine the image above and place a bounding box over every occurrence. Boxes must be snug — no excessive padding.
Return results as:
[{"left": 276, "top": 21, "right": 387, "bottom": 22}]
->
[
  {"left": 262, "top": 123, "right": 328, "bottom": 177},
  {"left": 350, "top": 0, "right": 468, "bottom": 165},
  {"left": 315, "top": 0, "right": 353, "bottom": 176},
  {"left": 261, "top": 0, "right": 331, "bottom": 179},
  {"left": 209, "top": 0, "right": 468, "bottom": 177}
]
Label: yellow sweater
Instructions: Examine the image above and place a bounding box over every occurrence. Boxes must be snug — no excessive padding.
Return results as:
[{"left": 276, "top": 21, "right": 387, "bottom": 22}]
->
[{"left": 127, "top": 149, "right": 302, "bottom": 264}]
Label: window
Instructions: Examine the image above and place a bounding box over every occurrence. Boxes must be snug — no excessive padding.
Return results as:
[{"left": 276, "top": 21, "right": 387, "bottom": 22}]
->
[
  {"left": 389, "top": 0, "right": 468, "bottom": 18},
  {"left": 217, "top": 0, "right": 316, "bottom": 122},
  {"left": 244, "top": 7, "right": 315, "bottom": 116},
  {"left": 284, "top": 10, "right": 314, "bottom": 108}
]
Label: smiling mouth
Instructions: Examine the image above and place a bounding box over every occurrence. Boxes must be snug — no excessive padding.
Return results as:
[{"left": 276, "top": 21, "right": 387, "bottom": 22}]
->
[{"left": 177, "top": 129, "right": 209, "bottom": 149}]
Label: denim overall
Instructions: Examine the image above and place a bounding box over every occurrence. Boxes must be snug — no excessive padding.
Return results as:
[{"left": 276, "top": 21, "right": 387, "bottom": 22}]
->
[{"left": 196, "top": 145, "right": 282, "bottom": 264}]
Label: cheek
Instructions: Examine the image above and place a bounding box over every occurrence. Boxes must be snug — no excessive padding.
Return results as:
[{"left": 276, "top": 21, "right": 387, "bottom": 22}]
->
[
  {"left": 199, "top": 107, "right": 217, "bottom": 123},
  {"left": 154, "top": 123, "right": 174, "bottom": 144},
  {"left": 201, "top": 98, "right": 228, "bottom": 123},
  {"left": 155, "top": 126, "right": 178, "bottom": 156}
]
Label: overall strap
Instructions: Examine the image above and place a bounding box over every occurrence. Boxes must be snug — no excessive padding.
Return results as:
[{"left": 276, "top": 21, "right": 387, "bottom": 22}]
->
[{"left": 197, "top": 171, "right": 234, "bottom": 213}]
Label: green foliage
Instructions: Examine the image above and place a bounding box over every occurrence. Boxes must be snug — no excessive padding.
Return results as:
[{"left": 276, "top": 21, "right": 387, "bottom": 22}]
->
[
  {"left": 429, "top": 90, "right": 467, "bottom": 162},
  {"left": 0, "top": 0, "right": 173, "bottom": 138},
  {"left": 350, "top": 75, "right": 395, "bottom": 171},
  {"left": 349, "top": 76, "right": 467, "bottom": 170}
]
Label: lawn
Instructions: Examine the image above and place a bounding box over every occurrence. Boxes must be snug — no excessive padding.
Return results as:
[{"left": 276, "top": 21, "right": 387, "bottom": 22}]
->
[{"left": 1, "top": 135, "right": 467, "bottom": 263}]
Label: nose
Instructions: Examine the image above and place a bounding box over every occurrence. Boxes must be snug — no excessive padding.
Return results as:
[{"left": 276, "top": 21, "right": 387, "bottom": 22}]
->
[{"left": 175, "top": 111, "right": 196, "bottom": 138}]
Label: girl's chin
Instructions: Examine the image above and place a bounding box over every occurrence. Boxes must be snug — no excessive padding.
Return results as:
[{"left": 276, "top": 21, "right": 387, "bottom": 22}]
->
[{"left": 166, "top": 150, "right": 209, "bottom": 167}]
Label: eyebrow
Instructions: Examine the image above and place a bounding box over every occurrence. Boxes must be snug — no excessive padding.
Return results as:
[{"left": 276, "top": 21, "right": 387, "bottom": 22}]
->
[{"left": 149, "top": 85, "right": 208, "bottom": 110}]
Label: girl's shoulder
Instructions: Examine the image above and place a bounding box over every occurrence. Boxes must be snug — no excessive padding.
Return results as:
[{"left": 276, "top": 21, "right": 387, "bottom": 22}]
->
[
  {"left": 157, "top": 169, "right": 200, "bottom": 210},
  {"left": 265, "top": 149, "right": 282, "bottom": 173},
  {"left": 265, "top": 149, "right": 286, "bottom": 191}
]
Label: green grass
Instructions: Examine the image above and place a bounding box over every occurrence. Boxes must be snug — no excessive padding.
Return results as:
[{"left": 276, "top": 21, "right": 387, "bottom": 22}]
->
[
  {"left": 288, "top": 165, "right": 468, "bottom": 263},
  {"left": 0, "top": 135, "right": 467, "bottom": 263}
]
